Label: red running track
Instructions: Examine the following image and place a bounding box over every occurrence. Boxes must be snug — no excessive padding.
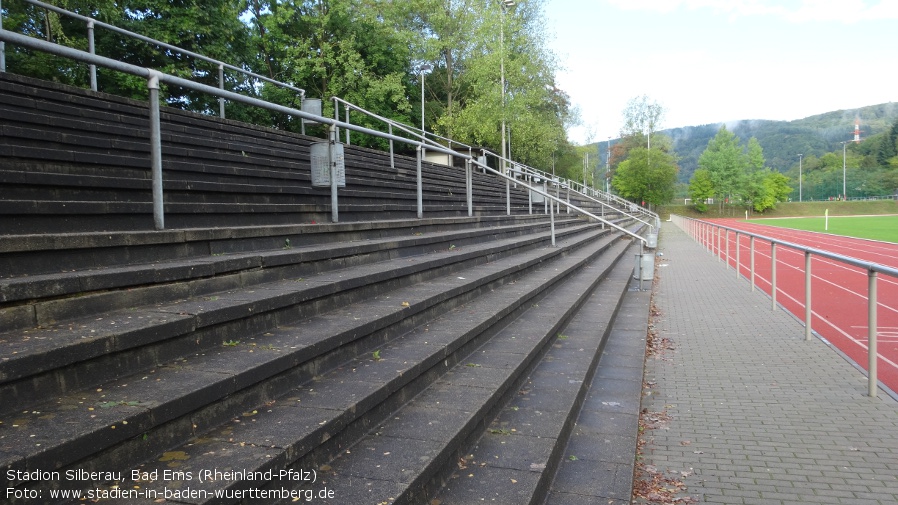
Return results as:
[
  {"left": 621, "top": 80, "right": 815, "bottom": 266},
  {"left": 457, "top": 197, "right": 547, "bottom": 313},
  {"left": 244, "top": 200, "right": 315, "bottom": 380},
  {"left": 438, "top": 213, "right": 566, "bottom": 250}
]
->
[{"left": 686, "top": 218, "right": 898, "bottom": 396}]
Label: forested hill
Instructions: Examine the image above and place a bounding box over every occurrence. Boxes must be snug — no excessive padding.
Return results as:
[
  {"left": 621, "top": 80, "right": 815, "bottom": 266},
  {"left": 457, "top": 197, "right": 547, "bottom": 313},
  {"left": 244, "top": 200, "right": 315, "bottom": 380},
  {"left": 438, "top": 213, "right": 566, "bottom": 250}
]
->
[{"left": 634, "top": 102, "right": 898, "bottom": 183}]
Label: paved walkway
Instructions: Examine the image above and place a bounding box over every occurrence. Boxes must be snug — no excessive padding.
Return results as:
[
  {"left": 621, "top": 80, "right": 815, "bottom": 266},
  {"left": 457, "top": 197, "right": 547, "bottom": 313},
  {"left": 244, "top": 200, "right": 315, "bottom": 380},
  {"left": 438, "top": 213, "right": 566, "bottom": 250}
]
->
[{"left": 636, "top": 223, "right": 898, "bottom": 504}]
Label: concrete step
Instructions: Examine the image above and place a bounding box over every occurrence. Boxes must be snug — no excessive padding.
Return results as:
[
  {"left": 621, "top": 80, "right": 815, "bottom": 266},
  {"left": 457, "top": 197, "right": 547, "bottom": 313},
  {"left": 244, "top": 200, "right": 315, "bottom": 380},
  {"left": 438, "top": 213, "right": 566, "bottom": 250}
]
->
[
  {"left": 0, "top": 215, "right": 553, "bottom": 276},
  {"left": 90, "top": 228, "right": 635, "bottom": 504},
  {"left": 0, "top": 220, "right": 602, "bottom": 409},
  {"left": 429, "top": 244, "right": 637, "bottom": 505},
  {"left": 0, "top": 73, "right": 626, "bottom": 234},
  {"left": 310, "top": 236, "right": 636, "bottom": 505},
  {"left": 0, "top": 215, "right": 585, "bottom": 305},
  {"left": 543, "top": 286, "right": 650, "bottom": 505},
  {"left": 0, "top": 223, "right": 630, "bottom": 503}
]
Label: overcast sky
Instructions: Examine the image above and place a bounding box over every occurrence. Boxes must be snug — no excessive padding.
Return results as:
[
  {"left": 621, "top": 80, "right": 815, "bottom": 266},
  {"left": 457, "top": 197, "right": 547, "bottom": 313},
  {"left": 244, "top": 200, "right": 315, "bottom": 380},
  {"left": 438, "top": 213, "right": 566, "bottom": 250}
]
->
[{"left": 544, "top": 0, "right": 898, "bottom": 144}]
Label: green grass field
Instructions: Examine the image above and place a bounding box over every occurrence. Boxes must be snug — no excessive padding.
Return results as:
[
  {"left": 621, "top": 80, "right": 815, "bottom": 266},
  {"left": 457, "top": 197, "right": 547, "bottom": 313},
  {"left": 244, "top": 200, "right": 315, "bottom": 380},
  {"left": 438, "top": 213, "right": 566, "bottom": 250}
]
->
[{"left": 748, "top": 214, "right": 898, "bottom": 243}]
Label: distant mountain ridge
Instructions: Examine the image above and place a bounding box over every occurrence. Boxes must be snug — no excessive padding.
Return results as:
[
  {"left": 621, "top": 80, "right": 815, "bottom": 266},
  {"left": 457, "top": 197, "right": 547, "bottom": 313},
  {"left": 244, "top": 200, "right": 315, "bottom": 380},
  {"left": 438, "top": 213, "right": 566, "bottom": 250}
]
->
[{"left": 596, "top": 102, "right": 898, "bottom": 183}]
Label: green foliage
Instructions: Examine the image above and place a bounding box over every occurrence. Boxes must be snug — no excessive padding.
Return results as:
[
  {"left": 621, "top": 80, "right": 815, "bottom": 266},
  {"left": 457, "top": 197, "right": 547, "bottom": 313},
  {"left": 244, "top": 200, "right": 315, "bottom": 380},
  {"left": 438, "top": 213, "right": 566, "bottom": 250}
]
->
[
  {"left": 4, "top": 0, "right": 572, "bottom": 162},
  {"left": 694, "top": 128, "right": 794, "bottom": 212},
  {"left": 666, "top": 103, "right": 898, "bottom": 182},
  {"left": 612, "top": 146, "right": 679, "bottom": 206},
  {"left": 753, "top": 170, "right": 792, "bottom": 212},
  {"left": 745, "top": 137, "right": 765, "bottom": 172},
  {"left": 688, "top": 168, "right": 713, "bottom": 212},
  {"left": 434, "top": 0, "right": 570, "bottom": 168},
  {"left": 698, "top": 126, "right": 746, "bottom": 202}
]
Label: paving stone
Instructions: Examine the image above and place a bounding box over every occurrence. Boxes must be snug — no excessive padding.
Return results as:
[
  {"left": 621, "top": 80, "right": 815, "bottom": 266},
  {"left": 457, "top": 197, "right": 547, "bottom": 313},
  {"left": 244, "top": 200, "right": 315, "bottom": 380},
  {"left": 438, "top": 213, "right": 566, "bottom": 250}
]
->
[{"left": 634, "top": 223, "right": 898, "bottom": 505}]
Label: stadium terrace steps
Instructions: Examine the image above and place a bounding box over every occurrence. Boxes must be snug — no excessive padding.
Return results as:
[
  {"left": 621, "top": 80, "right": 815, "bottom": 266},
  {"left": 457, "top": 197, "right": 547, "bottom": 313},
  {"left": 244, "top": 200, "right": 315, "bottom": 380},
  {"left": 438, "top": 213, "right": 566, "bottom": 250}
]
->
[
  {"left": 0, "top": 72, "right": 651, "bottom": 505},
  {"left": 0, "top": 218, "right": 602, "bottom": 406},
  {"left": 1, "top": 220, "right": 642, "bottom": 504},
  {"left": 0, "top": 215, "right": 587, "bottom": 321},
  {"left": 0, "top": 73, "right": 605, "bottom": 233}
]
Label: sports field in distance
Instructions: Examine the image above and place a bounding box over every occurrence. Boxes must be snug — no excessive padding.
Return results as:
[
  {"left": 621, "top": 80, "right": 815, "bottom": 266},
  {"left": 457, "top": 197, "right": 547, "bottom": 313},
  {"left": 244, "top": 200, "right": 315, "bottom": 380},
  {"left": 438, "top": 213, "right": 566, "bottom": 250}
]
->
[{"left": 748, "top": 214, "right": 898, "bottom": 243}]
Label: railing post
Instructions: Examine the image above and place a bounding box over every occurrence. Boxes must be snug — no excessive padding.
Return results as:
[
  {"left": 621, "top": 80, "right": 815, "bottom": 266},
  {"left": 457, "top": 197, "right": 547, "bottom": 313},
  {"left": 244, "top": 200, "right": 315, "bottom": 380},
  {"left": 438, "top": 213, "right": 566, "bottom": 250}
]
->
[
  {"left": 705, "top": 223, "right": 710, "bottom": 251},
  {"left": 868, "top": 269, "right": 878, "bottom": 397},
  {"left": 218, "top": 63, "right": 225, "bottom": 118},
  {"left": 805, "top": 251, "right": 812, "bottom": 341},
  {"left": 388, "top": 123, "right": 395, "bottom": 170},
  {"left": 703, "top": 222, "right": 707, "bottom": 249},
  {"left": 639, "top": 240, "right": 645, "bottom": 291},
  {"left": 750, "top": 236, "right": 755, "bottom": 292},
  {"left": 549, "top": 197, "right": 556, "bottom": 247},
  {"left": 716, "top": 227, "right": 721, "bottom": 262},
  {"left": 147, "top": 71, "right": 164, "bottom": 230},
  {"left": 332, "top": 98, "right": 339, "bottom": 141},
  {"left": 528, "top": 175, "right": 533, "bottom": 215},
  {"left": 327, "top": 124, "right": 339, "bottom": 222},
  {"left": 735, "top": 232, "right": 741, "bottom": 280},
  {"left": 416, "top": 146, "right": 423, "bottom": 219},
  {"left": 465, "top": 159, "right": 472, "bottom": 217},
  {"left": 506, "top": 176, "right": 511, "bottom": 216},
  {"left": 771, "top": 242, "right": 777, "bottom": 310},
  {"left": 87, "top": 20, "right": 97, "bottom": 91},
  {"left": 0, "top": 0, "right": 5, "bottom": 73},
  {"left": 344, "top": 107, "right": 350, "bottom": 145},
  {"left": 724, "top": 228, "right": 729, "bottom": 266}
]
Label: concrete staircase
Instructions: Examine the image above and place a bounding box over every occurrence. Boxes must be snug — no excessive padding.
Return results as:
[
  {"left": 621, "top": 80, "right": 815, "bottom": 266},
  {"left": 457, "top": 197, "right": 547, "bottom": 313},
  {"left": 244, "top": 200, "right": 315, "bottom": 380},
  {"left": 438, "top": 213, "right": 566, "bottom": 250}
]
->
[{"left": 0, "top": 73, "right": 651, "bottom": 505}]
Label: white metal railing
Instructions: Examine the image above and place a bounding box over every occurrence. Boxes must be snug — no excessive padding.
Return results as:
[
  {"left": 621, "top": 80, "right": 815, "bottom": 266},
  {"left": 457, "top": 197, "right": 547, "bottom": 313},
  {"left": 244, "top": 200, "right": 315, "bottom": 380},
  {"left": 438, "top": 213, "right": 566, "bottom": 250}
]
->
[{"left": 671, "top": 214, "right": 898, "bottom": 397}]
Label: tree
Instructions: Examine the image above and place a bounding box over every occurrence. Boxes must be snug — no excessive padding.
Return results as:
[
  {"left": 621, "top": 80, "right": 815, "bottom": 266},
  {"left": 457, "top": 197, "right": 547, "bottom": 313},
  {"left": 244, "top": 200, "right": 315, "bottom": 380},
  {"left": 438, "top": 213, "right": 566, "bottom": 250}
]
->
[
  {"left": 698, "top": 126, "right": 746, "bottom": 205},
  {"left": 243, "top": 0, "right": 414, "bottom": 142},
  {"left": 621, "top": 94, "right": 665, "bottom": 148},
  {"left": 435, "top": 0, "right": 571, "bottom": 168},
  {"left": 6, "top": 0, "right": 576, "bottom": 168},
  {"left": 609, "top": 95, "right": 670, "bottom": 189},
  {"left": 612, "top": 147, "right": 678, "bottom": 207},
  {"left": 877, "top": 118, "right": 898, "bottom": 168},
  {"left": 85, "top": 0, "right": 253, "bottom": 112},
  {"left": 756, "top": 171, "right": 792, "bottom": 211},
  {"left": 688, "top": 168, "right": 714, "bottom": 212}
]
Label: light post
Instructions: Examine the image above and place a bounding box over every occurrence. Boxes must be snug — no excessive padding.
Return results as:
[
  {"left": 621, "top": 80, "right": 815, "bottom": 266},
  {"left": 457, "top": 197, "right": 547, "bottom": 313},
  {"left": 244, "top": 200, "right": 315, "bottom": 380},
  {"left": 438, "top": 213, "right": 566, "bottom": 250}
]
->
[
  {"left": 841, "top": 141, "right": 848, "bottom": 200},
  {"left": 499, "top": 0, "right": 514, "bottom": 175},
  {"left": 606, "top": 137, "right": 612, "bottom": 193},
  {"left": 798, "top": 154, "right": 803, "bottom": 202},
  {"left": 418, "top": 64, "right": 432, "bottom": 135}
]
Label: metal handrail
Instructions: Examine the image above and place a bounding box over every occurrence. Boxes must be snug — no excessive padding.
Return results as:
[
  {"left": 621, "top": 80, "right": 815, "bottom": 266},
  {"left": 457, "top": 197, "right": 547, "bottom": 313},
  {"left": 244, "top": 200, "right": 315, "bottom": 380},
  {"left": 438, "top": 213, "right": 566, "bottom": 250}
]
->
[
  {"left": 478, "top": 149, "right": 658, "bottom": 232},
  {"left": 671, "top": 214, "right": 898, "bottom": 397},
  {"left": 3, "top": 0, "right": 305, "bottom": 117},
  {"left": 324, "top": 96, "right": 657, "bottom": 243},
  {"left": 2, "top": 0, "right": 644, "bottom": 226},
  {"left": 330, "top": 96, "right": 473, "bottom": 159},
  {"left": 0, "top": 27, "right": 652, "bottom": 254}
]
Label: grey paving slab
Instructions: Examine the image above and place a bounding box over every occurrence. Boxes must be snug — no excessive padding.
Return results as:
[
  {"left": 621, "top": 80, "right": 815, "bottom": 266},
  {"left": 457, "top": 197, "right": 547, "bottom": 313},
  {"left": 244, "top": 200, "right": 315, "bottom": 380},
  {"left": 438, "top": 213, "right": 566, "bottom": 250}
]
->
[{"left": 635, "top": 223, "right": 898, "bottom": 505}]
